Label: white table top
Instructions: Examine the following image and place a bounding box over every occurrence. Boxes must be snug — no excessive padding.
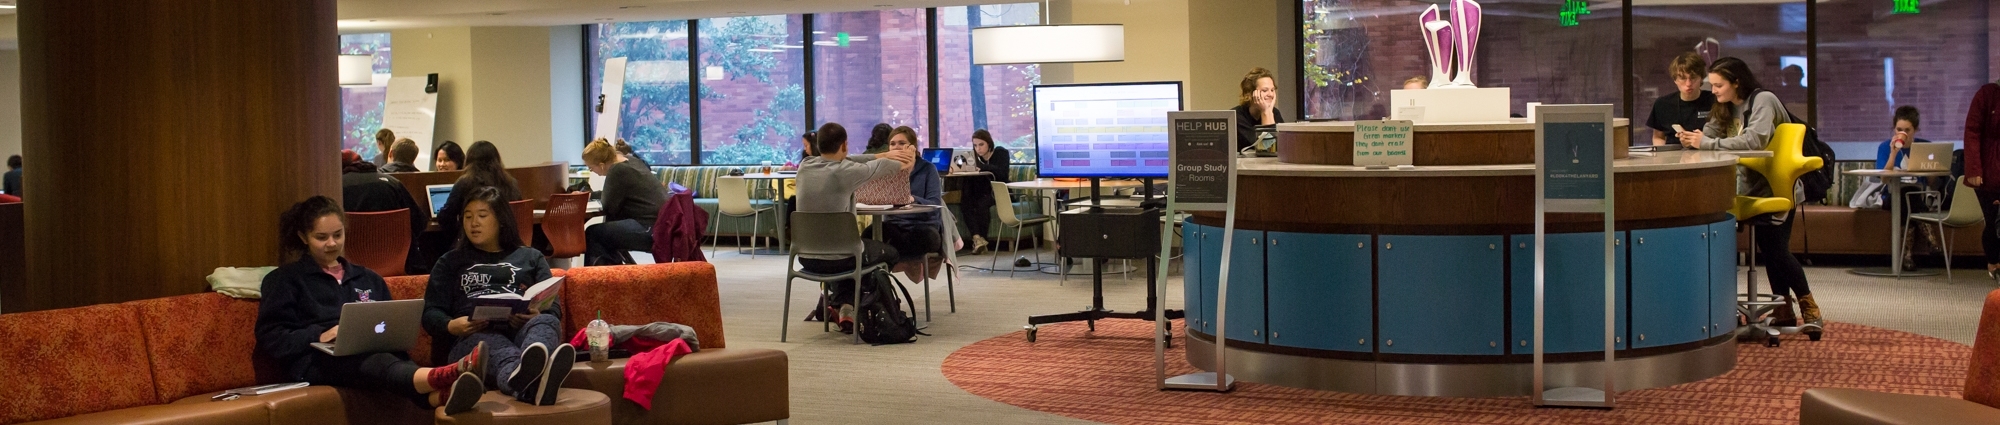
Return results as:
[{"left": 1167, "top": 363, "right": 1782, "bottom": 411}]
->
[
  {"left": 855, "top": 204, "right": 941, "bottom": 216},
  {"left": 739, "top": 172, "right": 798, "bottom": 180},
  {"left": 1276, "top": 118, "right": 1632, "bottom": 133},
  {"left": 1233, "top": 149, "right": 1750, "bottom": 178},
  {"left": 1842, "top": 168, "right": 1951, "bottom": 177},
  {"left": 1005, "top": 179, "right": 1146, "bottom": 190}
]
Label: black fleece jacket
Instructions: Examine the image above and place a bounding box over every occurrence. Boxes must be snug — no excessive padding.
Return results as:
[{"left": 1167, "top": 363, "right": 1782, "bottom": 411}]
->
[{"left": 254, "top": 257, "right": 393, "bottom": 381}]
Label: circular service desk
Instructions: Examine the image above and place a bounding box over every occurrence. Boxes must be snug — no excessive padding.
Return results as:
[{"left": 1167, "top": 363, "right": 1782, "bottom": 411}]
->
[{"left": 1181, "top": 118, "right": 1745, "bottom": 397}]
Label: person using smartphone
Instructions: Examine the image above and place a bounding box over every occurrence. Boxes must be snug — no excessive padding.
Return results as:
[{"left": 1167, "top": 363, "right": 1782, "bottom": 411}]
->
[{"left": 1647, "top": 52, "right": 1716, "bottom": 146}]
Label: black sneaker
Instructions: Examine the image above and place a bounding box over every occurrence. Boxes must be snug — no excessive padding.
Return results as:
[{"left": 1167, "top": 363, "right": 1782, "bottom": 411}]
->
[
  {"left": 538, "top": 344, "right": 578, "bottom": 406},
  {"left": 441, "top": 372, "right": 484, "bottom": 415},
  {"left": 508, "top": 343, "right": 550, "bottom": 403}
]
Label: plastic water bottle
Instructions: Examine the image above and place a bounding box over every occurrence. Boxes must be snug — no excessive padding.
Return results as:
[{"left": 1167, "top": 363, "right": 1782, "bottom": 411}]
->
[{"left": 586, "top": 311, "right": 611, "bottom": 363}]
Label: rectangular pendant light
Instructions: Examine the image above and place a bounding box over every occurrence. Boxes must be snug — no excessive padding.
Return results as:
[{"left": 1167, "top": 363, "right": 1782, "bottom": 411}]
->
[
  {"left": 338, "top": 54, "right": 374, "bottom": 86},
  {"left": 971, "top": 24, "right": 1125, "bottom": 65}
]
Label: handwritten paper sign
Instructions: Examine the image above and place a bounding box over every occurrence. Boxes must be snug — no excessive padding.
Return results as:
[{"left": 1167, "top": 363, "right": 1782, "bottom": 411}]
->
[{"left": 1354, "top": 120, "right": 1415, "bottom": 166}]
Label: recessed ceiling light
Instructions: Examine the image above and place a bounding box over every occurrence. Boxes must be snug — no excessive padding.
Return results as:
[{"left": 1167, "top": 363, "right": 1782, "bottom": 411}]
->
[{"left": 0, "top": 5, "right": 18, "bottom": 8}]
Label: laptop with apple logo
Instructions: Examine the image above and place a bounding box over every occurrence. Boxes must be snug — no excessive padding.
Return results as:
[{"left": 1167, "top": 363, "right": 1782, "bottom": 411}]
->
[{"left": 310, "top": 299, "right": 424, "bottom": 356}]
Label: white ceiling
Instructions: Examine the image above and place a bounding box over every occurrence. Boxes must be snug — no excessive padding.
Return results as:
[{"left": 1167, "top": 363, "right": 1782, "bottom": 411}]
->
[{"left": 336, "top": 0, "right": 1022, "bottom": 33}]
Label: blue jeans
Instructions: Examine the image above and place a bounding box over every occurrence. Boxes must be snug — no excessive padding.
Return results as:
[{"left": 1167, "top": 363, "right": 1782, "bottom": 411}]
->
[
  {"left": 585, "top": 219, "right": 653, "bottom": 265},
  {"left": 447, "top": 314, "right": 563, "bottom": 396}
]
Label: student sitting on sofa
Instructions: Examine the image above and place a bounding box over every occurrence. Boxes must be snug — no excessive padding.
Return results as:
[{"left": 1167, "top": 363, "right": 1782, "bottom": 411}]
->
[
  {"left": 255, "top": 196, "right": 488, "bottom": 414},
  {"left": 422, "top": 186, "right": 575, "bottom": 406}
]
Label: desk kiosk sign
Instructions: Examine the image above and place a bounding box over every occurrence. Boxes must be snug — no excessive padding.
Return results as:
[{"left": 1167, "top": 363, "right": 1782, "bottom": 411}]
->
[
  {"left": 1353, "top": 120, "right": 1414, "bottom": 166},
  {"left": 1158, "top": 111, "right": 1237, "bottom": 393},
  {"left": 1532, "top": 104, "right": 1617, "bottom": 409}
]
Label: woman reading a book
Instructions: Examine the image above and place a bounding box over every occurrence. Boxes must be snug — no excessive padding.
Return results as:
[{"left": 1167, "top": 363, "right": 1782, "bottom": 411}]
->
[
  {"left": 256, "top": 196, "right": 488, "bottom": 414},
  {"left": 422, "top": 186, "right": 575, "bottom": 405}
]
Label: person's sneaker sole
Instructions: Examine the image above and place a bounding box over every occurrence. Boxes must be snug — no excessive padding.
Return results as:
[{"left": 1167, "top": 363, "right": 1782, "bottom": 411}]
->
[
  {"left": 508, "top": 343, "right": 550, "bottom": 402},
  {"left": 464, "top": 341, "right": 489, "bottom": 382},
  {"left": 539, "top": 344, "right": 578, "bottom": 406},
  {"left": 442, "top": 372, "right": 484, "bottom": 415}
]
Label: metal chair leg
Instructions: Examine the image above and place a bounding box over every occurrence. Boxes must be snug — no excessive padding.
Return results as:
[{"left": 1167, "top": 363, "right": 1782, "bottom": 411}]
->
[
  {"left": 921, "top": 258, "right": 932, "bottom": 322},
  {"left": 1009, "top": 226, "right": 1024, "bottom": 278},
  {"left": 947, "top": 258, "right": 956, "bottom": 312},
  {"left": 750, "top": 213, "right": 762, "bottom": 259},
  {"left": 988, "top": 231, "right": 1001, "bottom": 274},
  {"left": 781, "top": 276, "right": 794, "bottom": 343},
  {"left": 1941, "top": 222, "right": 1953, "bottom": 281},
  {"left": 710, "top": 213, "right": 723, "bottom": 258}
]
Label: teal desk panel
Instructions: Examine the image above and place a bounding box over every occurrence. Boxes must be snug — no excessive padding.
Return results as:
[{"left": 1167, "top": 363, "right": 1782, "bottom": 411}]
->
[
  {"left": 1630, "top": 225, "right": 1711, "bottom": 348},
  {"left": 1379, "top": 235, "right": 1505, "bottom": 355},
  {"left": 1196, "top": 223, "right": 1220, "bottom": 335},
  {"left": 1508, "top": 232, "right": 1628, "bottom": 355},
  {"left": 1182, "top": 219, "right": 1204, "bottom": 335},
  {"left": 1709, "top": 219, "right": 1737, "bottom": 338},
  {"left": 1266, "top": 232, "right": 1373, "bottom": 352},
  {"left": 1223, "top": 230, "right": 1266, "bottom": 345}
]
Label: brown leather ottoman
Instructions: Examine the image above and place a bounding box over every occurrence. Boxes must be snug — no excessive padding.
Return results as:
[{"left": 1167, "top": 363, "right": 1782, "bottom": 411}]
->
[
  {"left": 1800, "top": 388, "right": 2000, "bottom": 425},
  {"left": 562, "top": 348, "right": 790, "bottom": 425},
  {"left": 434, "top": 389, "right": 611, "bottom": 425}
]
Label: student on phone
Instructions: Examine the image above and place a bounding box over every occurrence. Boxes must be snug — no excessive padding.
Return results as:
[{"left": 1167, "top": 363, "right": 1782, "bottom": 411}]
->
[
  {"left": 257, "top": 196, "right": 487, "bottom": 414},
  {"left": 422, "top": 187, "right": 574, "bottom": 405},
  {"left": 1647, "top": 52, "right": 1715, "bottom": 146}
]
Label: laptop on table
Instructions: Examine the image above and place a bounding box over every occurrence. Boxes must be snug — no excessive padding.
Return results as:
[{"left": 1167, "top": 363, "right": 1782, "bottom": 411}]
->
[
  {"left": 1904, "top": 142, "right": 1953, "bottom": 172},
  {"left": 310, "top": 299, "right": 423, "bottom": 356},
  {"left": 426, "top": 184, "right": 453, "bottom": 216},
  {"left": 921, "top": 148, "right": 953, "bottom": 173}
]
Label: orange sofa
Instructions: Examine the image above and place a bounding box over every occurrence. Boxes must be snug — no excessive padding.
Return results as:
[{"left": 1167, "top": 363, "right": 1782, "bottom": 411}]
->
[{"left": 0, "top": 262, "right": 788, "bottom": 425}]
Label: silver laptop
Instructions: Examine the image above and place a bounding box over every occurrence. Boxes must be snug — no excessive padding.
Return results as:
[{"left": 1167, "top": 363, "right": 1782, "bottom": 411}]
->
[
  {"left": 425, "top": 184, "right": 454, "bottom": 216},
  {"left": 310, "top": 299, "right": 423, "bottom": 356},
  {"left": 1906, "top": 143, "right": 1953, "bottom": 171}
]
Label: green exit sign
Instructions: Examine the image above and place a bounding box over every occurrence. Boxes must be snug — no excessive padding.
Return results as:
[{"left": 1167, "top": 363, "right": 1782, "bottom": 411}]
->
[
  {"left": 837, "top": 32, "right": 850, "bottom": 47},
  {"left": 1892, "top": 0, "right": 1919, "bottom": 14},
  {"left": 1559, "top": 0, "right": 1590, "bottom": 27}
]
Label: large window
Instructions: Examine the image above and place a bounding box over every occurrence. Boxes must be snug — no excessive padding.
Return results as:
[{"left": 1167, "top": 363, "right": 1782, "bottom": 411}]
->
[
  {"left": 699, "top": 15, "right": 807, "bottom": 165},
  {"left": 937, "top": 4, "right": 1041, "bottom": 162},
  {"left": 1631, "top": 1, "right": 1806, "bottom": 143},
  {"left": 588, "top": 21, "right": 694, "bottom": 165},
  {"left": 339, "top": 33, "right": 391, "bottom": 156},
  {"left": 1815, "top": 0, "right": 1991, "bottom": 145},
  {"left": 1301, "top": 0, "right": 1620, "bottom": 121},
  {"left": 813, "top": 9, "right": 931, "bottom": 154}
]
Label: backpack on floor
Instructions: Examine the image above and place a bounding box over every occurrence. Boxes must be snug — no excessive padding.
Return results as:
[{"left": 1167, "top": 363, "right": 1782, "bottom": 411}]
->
[{"left": 855, "top": 269, "right": 925, "bottom": 345}]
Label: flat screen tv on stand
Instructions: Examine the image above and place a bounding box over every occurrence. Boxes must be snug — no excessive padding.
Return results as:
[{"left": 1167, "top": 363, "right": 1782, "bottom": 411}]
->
[{"left": 1031, "top": 81, "right": 1181, "bottom": 208}]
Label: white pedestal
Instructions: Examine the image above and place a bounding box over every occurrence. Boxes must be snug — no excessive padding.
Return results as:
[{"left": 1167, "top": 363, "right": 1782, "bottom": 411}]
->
[{"left": 1389, "top": 87, "right": 1512, "bottom": 123}]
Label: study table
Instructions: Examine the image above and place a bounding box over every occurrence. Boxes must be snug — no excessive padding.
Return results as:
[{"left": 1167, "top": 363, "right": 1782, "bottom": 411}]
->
[
  {"left": 1841, "top": 168, "right": 1952, "bottom": 277},
  {"left": 1177, "top": 119, "right": 1756, "bottom": 397}
]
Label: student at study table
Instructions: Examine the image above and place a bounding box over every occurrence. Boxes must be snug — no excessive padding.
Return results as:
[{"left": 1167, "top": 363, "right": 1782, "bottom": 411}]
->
[
  {"left": 1679, "top": 56, "right": 1821, "bottom": 336},
  {"left": 862, "top": 123, "right": 894, "bottom": 155},
  {"left": 1647, "top": 52, "right": 1716, "bottom": 146},
  {"left": 417, "top": 141, "right": 521, "bottom": 273},
  {"left": 423, "top": 186, "right": 573, "bottom": 405},
  {"left": 382, "top": 139, "right": 422, "bottom": 173},
  {"left": 433, "top": 140, "right": 465, "bottom": 172},
  {"left": 3, "top": 154, "right": 20, "bottom": 197},
  {"left": 372, "top": 128, "right": 396, "bottom": 167},
  {"left": 579, "top": 138, "right": 664, "bottom": 266},
  {"left": 1868, "top": 106, "right": 1941, "bottom": 269},
  {"left": 613, "top": 139, "right": 650, "bottom": 169},
  {"left": 882, "top": 126, "right": 946, "bottom": 282},
  {"left": 340, "top": 149, "right": 429, "bottom": 275},
  {"left": 1233, "top": 67, "right": 1286, "bottom": 152},
  {"left": 958, "top": 130, "right": 1012, "bottom": 255},
  {"left": 255, "top": 196, "right": 489, "bottom": 415},
  {"left": 796, "top": 122, "right": 914, "bottom": 331}
]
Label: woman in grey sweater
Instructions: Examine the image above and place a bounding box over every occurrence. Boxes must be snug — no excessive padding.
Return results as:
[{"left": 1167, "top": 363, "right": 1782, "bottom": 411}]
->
[{"left": 1680, "top": 57, "right": 1820, "bottom": 336}]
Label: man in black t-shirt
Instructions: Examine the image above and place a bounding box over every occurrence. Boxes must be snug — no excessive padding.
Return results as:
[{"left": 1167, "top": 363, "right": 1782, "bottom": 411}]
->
[{"left": 1646, "top": 52, "right": 1716, "bottom": 145}]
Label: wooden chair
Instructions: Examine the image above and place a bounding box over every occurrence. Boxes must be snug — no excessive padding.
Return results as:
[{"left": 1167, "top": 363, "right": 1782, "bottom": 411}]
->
[
  {"left": 509, "top": 199, "right": 534, "bottom": 246},
  {"left": 543, "top": 193, "right": 591, "bottom": 262}
]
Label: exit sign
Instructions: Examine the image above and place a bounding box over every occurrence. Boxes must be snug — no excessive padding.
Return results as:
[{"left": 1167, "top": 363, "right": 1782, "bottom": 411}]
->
[
  {"left": 837, "top": 32, "right": 851, "bottom": 47},
  {"left": 1559, "top": 0, "right": 1590, "bottom": 27},
  {"left": 1892, "top": 0, "right": 1919, "bottom": 14}
]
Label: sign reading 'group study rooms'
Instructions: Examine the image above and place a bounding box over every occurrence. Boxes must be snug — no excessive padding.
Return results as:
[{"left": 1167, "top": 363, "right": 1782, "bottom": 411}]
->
[
  {"left": 1354, "top": 120, "right": 1414, "bottom": 166},
  {"left": 1168, "top": 111, "right": 1235, "bottom": 211}
]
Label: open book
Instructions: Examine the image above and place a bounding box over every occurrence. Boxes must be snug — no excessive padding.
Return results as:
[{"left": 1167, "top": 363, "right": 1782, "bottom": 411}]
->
[{"left": 471, "top": 276, "right": 563, "bottom": 322}]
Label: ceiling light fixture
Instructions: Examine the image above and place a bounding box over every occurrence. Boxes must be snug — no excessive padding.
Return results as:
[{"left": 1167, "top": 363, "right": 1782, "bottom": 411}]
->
[
  {"left": 337, "top": 54, "right": 373, "bottom": 86},
  {"left": 970, "top": 1, "right": 1123, "bottom": 65},
  {"left": 0, "top": 5, "right": 16, "bottom": 9}
]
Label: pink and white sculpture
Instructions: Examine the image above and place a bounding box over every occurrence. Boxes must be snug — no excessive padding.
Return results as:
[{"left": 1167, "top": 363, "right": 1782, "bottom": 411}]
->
[
  {"left": 1448, "top": 0, "right": 1482, "bottom": 87},
  {"left": 1416, "top": 0, "right": 1484, "bottom": 89},
  {"left": 1418, "top": 5, "right": 1454, "bottom": 89}
]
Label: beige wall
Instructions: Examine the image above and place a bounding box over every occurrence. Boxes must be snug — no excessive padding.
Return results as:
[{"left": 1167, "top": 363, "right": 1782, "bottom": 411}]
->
[
  {"left": 0, "top": 49, "right": 18, "bottom": 164},
  {"left": 1049, "top": 0, "right": 1293, "bottom": 113},
  {"left": 389, "top": 26, "right": 557, "bottom": 167}
]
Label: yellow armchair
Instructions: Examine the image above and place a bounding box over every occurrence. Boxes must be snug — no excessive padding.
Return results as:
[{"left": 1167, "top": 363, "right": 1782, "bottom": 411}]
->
[{"left": 1730, "top": 123, "right": 1823, "bottom": 221}]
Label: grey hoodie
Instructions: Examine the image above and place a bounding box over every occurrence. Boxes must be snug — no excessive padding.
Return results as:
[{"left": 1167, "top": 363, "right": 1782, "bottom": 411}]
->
[{"left": 1699, "top": 90, "right": 1792, "bottom": 198}]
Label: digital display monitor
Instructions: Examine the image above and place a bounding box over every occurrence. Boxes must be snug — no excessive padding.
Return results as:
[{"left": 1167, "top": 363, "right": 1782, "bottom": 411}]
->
[
  {"left": 1032, "top": 82, "right": 1183, "bottom": 179},
  {"left": 921, "top": 148, "right": 953, "bottom": 173}
]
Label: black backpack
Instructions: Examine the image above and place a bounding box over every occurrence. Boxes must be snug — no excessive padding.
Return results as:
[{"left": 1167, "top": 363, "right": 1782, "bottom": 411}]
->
[
  {"left": 854, "top": 269, "right": 925, "bottom": 345},
  {"left": 1745, "top": 90, "right": 1836, "bottom": 204}
]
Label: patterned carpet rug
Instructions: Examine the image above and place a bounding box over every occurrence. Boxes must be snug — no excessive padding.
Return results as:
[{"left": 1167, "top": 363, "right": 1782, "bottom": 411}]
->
[{"left": 942, "top": 320, "right": 1971, "bottom": 424}]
